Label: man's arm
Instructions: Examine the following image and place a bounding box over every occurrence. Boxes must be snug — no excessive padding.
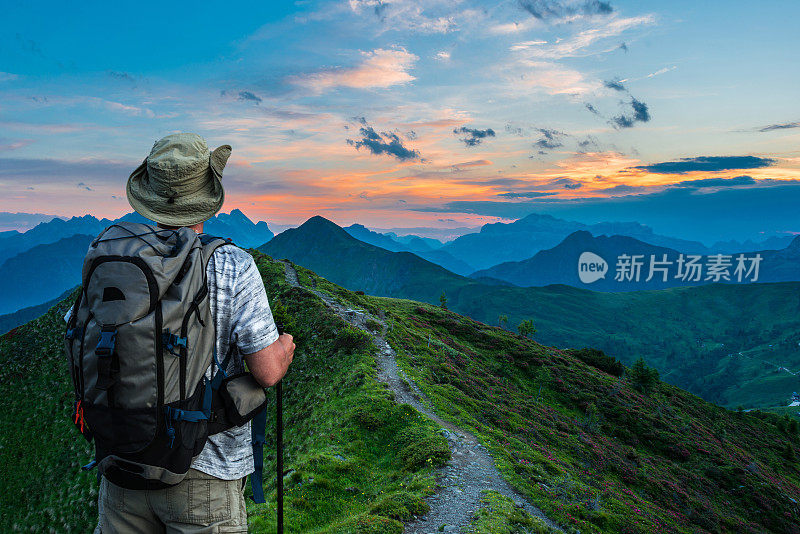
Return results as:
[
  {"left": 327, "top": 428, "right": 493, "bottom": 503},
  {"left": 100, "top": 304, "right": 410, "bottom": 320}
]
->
[{"left": 244, "top": 333, "right": 295, "bottom": 387}]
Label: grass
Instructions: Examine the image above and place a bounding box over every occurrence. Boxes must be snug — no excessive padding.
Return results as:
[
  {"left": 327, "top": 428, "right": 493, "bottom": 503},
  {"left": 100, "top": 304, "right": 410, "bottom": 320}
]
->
[
  {"left": 294, "top": 271, "right": 800, "bottom": 533},
  {"left": 468, "top": 491, "right": 559, "bottom": 534}
]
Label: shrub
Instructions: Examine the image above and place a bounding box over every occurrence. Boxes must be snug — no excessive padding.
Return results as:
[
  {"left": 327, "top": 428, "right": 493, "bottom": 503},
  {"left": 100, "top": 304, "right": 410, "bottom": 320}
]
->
[
  {"left": 333, "top": 324, "right": 372, "bottom": 352},
  {"left": 332, "top": 514, "right": 403, "bottom": 534},
  {"left": 393, "top": 426, "right": 450, "bottom": 471},
  {"left": 628, "top": 357, "right": 660, "bottom": 393},
  {"left": 517, "top": 319, "right": 536, "bottom": 339},
  {"left": 568, "top": 348, "right": 624, "bottom": 377},
  {"left": 369, "top": 491, "right": 430, "bottom": 520}
]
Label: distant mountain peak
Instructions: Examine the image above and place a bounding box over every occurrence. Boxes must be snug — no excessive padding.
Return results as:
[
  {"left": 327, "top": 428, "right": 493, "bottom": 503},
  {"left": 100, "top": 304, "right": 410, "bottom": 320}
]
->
[{"left": 303, "top": 215, "right": 342, "bottom": 229}]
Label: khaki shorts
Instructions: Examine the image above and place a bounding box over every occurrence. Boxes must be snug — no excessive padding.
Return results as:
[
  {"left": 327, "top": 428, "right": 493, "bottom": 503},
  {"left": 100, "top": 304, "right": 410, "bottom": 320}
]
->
[{"left": 94, "top": 469, "right": 248, "bottom": 533}]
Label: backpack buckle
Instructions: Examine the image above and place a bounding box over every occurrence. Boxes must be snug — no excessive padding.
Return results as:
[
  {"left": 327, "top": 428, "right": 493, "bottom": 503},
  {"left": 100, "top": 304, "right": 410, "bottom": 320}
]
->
[
  {"left": 162, "top": 331, "right": 187, "bottom": 357},
  {"left": 96, "top": 328, "right": 116, "bottom": 357}
]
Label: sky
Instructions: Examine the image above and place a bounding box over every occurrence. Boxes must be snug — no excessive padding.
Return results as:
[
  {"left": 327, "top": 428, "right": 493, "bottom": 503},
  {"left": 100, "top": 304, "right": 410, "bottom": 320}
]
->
[{"left": 1, "top": 0, "right": 799, "bottom": 243}]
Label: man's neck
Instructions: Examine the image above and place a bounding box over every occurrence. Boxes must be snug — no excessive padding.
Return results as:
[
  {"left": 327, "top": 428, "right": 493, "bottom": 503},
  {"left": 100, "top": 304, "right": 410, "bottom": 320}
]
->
[{"left": 157, "top": 222, "right": 204, "bottom": 234}]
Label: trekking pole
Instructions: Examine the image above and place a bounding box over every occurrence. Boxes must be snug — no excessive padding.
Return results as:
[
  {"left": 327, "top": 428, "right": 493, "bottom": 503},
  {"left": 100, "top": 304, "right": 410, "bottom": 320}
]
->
[
  {"left": 276, "top": 378, "right": 283, "bottom": 534},
  {"left": 275, "top": 322, "right": 285, "bottom": 534}
]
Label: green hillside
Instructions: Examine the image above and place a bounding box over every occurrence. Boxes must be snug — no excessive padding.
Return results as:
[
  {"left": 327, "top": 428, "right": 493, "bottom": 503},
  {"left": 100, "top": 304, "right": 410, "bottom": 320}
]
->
[
  {"left": 292, "top": 259, "right": 800, "bottom": 533},
  {"left": 3, "top": 251, "right": 800, "bottom": 533},
  {"left": 260, "top": 216, "right": 800, "bottom": 409}
]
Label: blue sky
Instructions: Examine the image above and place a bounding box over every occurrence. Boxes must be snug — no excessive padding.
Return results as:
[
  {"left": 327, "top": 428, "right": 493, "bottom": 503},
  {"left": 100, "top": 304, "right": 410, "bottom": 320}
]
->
[{"left": 1, "top": 0, "right": 799, "bottom": 243}]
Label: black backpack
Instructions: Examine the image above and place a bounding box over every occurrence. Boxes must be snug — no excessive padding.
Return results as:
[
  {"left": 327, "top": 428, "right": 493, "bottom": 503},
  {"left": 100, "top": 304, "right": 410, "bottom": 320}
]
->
[{"left": 65, "top": 222, "right": 269, "bottom": 501}]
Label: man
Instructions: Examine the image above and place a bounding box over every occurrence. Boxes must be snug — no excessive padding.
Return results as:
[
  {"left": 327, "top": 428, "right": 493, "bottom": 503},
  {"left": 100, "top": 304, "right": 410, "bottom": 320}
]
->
[{"left": 94, "top": 133, "right": 295, "bottom": 532}]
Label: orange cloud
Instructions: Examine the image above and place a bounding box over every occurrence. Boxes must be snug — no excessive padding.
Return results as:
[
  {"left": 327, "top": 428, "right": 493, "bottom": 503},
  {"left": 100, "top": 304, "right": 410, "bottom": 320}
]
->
[{"left": 287, "top": 48, "right": 418, "bottom": 94}]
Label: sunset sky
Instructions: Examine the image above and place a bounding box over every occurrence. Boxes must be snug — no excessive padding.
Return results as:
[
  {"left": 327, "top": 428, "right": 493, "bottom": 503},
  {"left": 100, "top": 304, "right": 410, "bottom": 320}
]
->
[{"left": 1, "top": 0, "right": 799, "bottom": 243}]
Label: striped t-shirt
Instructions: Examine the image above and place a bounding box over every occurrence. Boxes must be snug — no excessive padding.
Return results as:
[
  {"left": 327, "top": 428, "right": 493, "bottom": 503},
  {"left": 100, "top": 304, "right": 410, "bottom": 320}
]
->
[{"left": 191, "top": 244, "right": 279, "bottom": 480}]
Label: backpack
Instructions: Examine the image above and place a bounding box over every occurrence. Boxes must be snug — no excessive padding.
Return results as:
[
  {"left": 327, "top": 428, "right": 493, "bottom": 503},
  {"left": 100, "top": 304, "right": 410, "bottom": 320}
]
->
[{"left": 65, "top": 221, "right": 269, "bottom": 498}]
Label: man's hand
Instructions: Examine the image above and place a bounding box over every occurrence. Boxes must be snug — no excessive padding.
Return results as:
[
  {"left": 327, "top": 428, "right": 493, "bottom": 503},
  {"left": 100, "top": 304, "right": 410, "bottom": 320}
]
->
[{"left": 244, "top": 333, "right": 295, "bottom": 387}]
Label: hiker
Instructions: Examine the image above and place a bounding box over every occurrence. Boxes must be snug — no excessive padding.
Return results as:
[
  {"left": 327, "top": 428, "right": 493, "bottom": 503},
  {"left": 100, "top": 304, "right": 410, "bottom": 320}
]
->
[{"left": 65, "top": 133, "right": 295, "bottom": 533}]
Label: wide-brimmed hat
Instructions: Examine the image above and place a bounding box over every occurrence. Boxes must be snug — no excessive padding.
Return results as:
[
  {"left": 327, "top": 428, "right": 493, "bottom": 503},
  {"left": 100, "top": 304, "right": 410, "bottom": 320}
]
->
[{"left": 126, "top": 133, "right": 232, "bottom": 227}]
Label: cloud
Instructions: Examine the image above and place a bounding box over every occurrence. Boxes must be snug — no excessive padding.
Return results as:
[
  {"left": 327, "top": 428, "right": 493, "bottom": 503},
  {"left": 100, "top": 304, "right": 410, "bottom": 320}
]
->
[
  {"left": 451, "top": 159, "right": 492, "bottom": 170},
  {"left": 514, "top": 61, "right": 600, "bottom": 95},
  {"left": 288, "top": 47, "right": 418, "bottom": 94},
  {"left": 0, "top": 72, "right": 19, "bottom": 82},
  {"left": 509, "top": 15, "right": 653, "bottom": 59},
  {"left": 518, "top": 0, "right": 613, "bottom": 20},
  {"left": 0, "top": 138, "right": 33, "bottom": 151},
  {"left": 238, "top": 91, "right": 263, "bottom": 104},
  {"left": 414, "top": 182, "right": 800, "bottom": 243},
  {"left": 348, "top": 0, "right": 465, "bottom": 34},
  {"left": 552, "top": 177, "right": 583, "bottom": 189},
  {"left": 434, "top": 50, "right": 451, "bottom": 61},
  {"left": 611, "top": 97, "right": 650, "bottom": 128},
  {"left": 107, "top": 71, "right": 136, "bottom": 85},
  {"left": 0, "top": 157, "right": 133, "bottom": 183},
  {"left": 505, "top": 124, "right": 527, "bottom": 137},
  {"left": 670, "top": 175, "right": 756, "bottom": 188},
  {"left": 497, "top": 191, "right": 558, "bottom": 198},
  {"left": 346, "top": 125, "right": 422, "bottom": 161},
  {"left": 533, "top": 128, "right": 566, "bottom": 150},
  {"left": 577, "top": 135, "right": 601, "bottom": 152},
  {"left": 603, "top": 79, "right": 626, "bottom": 92},
  {"left": 453, "top": 126, "right": 496, "bottom": 147},
  {"left": 646, "top": 65, "right": 676, "bottom": 78},
  {"left": 601, "top": 183, "right": 637, "bottom": 194},
  {"left": 758, "top": 121, "right": 800, "bottom": 132},
  {"left": 632, "top": 156, "right": 777, "bottom": 174}
]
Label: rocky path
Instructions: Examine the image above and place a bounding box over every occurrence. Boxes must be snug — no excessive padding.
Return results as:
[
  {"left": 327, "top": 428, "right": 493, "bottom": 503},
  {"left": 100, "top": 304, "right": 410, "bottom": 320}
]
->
[{"left": 280, "top": 261, "right": 561, "bottom": 533}]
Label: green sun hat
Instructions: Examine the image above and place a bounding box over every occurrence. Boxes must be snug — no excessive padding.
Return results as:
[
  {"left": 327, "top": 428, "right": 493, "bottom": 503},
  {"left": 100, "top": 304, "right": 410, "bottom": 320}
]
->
[{"left": 126, "top": 133, "right": 232, "bottom": 227}]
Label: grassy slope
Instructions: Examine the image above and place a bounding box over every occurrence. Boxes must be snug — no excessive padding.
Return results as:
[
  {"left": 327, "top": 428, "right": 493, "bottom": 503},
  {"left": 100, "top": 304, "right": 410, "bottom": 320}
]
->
[
  {"left": 450, "top": 281, "right": 800, "bottom": 408},
  {"left": 0, "top": 253, "right": 450, "bottom": 533},
  {"left": 298, "top": 266, "right": 800, "bottom": 534}
]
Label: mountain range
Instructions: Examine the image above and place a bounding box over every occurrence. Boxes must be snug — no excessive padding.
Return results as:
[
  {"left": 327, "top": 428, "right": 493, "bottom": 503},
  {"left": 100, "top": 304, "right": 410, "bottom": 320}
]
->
[
  {"left": 0, "top": 209, "right": 273, "bottom": 315},
  {"left": 471, "top": 230, "right": 800, "bottom": 291},
  {"left": 261, "top": 215, "right": 800, "bottom": 408},
  {"left": 0, "top": 208, "right": 273, "bottom": 265},
  {"left": 344, "top": 223, "right": 474, "bottom": 275},
  {"left": 438, "top": 212, "right": 712, "bottom": 272}
]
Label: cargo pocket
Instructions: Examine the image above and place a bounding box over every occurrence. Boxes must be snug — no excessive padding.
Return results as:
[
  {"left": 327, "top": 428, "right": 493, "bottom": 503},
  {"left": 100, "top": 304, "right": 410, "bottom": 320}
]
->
[
  {"left": 166, "top": 470, "right": 233, "bottom": 524},
  {"left": 99, "top": 476, "right": 126, "bottom": 513}
]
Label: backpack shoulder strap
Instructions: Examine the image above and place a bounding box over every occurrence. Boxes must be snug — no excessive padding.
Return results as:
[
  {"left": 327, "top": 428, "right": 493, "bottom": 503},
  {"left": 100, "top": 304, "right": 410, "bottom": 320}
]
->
[{"left": 198, "top": 233, "right": 237, "bottom": 268}]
